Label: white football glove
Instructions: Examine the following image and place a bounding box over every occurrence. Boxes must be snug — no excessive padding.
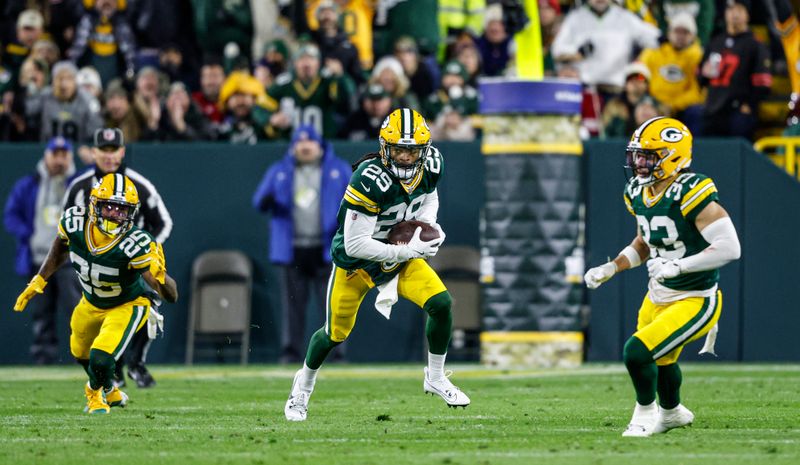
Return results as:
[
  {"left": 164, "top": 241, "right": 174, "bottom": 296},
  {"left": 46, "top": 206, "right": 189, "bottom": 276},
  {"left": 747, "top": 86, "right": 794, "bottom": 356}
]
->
[
  {"left": 406, "top": 226, "right": 442, "bottom": 258},
  {"left": 584, "top": 262, "right": 617, "bottom": 289},
  {"left": 647, "top": 257, "right": 682, "bottom": 282}
]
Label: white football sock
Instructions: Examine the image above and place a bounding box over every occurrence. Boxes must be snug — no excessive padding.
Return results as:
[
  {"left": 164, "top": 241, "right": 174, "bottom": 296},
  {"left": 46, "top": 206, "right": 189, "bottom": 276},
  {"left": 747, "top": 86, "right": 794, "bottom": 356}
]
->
[
  {"left": 298, "top": 363, "right": 318, "bottom": 392},
  {"left": 427, "top": 352, "right": 446, "bottom": 381}
]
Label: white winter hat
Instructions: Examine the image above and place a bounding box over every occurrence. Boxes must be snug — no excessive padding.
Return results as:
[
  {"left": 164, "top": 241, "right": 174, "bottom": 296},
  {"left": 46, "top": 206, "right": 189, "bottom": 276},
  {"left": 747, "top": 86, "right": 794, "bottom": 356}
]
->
[{"left": 669, "top": 12, "right": 697, "bottom": 36}]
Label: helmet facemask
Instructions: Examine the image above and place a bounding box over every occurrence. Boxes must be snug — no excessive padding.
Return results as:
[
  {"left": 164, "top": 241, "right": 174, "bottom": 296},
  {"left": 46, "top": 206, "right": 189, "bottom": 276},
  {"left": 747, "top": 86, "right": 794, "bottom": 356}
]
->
[
  {"left": 380, "top": 139, "right": 429, "bottom": 181},
  {"left": 625, "top": 146, "right": 674, "bottom": 187},
  {"left": 90, "top": 198, "right": 139, "bottom": 237}
]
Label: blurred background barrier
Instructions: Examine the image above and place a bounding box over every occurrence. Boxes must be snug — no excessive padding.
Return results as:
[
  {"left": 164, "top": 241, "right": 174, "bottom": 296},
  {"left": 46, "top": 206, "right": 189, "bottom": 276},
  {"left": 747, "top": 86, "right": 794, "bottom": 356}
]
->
[{"left": 1, "top": 139, "right": 799, "bottom": 364}]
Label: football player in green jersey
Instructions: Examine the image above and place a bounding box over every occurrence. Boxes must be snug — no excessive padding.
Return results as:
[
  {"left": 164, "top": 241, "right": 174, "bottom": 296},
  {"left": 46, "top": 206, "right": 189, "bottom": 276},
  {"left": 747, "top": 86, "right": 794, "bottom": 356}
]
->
[
  {"left": 13, "top": 173, "right": 178, "bottom": 414},
  {"left": 284, "top": 108, "right": 471, "bottom": 421},
  {"left": 584, "top": 117, "right": 741, "bottom": 437}
]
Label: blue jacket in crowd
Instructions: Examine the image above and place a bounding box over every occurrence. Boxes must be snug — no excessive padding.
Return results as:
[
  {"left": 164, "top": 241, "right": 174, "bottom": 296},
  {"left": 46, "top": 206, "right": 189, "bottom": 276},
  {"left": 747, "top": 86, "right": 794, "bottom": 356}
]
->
[
  {"left": 4, "top": 173, "right": 41, "bottom": 276},
  {"left": 252, "top": 126, "right": 351, "bottom": 264}
]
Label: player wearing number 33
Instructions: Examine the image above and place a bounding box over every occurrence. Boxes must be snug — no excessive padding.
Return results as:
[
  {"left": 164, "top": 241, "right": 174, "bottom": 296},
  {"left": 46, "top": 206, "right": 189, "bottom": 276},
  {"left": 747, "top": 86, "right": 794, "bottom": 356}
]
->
[
  {"left": 584, "top": 117, "right": 740, "bottom": 437},
  {"left": 284, "top": 108, "right": 470, "bottom": 421},
  {"left": 12, "top": 173, "right": 178, "bottom": 414}
]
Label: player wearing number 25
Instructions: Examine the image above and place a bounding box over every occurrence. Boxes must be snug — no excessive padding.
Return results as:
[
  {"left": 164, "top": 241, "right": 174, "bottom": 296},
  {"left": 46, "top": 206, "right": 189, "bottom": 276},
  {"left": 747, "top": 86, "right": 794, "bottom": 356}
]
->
[
  {"left": 584, "top": 117, "right": 740, "bottom": 437},
  {"left": 13, "top": 173, "right": 178, "bottom": 415},
  {"left": 284, "top": 108, "right": 470, "bottom": 422}
]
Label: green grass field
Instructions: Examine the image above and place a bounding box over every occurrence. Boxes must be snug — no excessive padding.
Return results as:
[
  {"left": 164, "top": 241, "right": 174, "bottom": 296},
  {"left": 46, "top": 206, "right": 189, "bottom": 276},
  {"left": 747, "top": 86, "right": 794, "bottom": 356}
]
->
[{"left": 0, "top": 364, "right": 798, "bottom": 465}]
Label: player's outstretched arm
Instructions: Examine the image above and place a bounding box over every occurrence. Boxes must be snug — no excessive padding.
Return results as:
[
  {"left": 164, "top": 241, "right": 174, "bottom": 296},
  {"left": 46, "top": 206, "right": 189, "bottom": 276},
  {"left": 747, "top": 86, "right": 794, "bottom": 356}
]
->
[
  {"left": 142, "top": 271, "right": 178, "bottom": 303},
  {"left": 585, "top": 229, "right": 649, "bottom": 290},
  {"left": 14, "top": 237, "right": 69, "bottom": 312},
  {"left": 649, "top": 202, "right": 740, "bottom": 282}
]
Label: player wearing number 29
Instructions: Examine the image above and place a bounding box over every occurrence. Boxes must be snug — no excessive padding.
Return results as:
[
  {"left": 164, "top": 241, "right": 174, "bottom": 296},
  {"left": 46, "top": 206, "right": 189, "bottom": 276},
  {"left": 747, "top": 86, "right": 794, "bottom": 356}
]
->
[
  {"left": 284, "top": 108, "right": 470, "bottom": 421},
  {"left": 584, "top": 117, "right": 740, "bottom": 437},
  {"left": 13, "top": 173, "right": 178, "bottom": 414}
]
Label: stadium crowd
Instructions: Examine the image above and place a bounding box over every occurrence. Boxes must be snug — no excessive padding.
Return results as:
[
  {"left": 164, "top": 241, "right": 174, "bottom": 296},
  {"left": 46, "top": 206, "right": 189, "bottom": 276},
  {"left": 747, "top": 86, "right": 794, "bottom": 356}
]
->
[{"left": 0, "top": 0, "right": 797, "bottom": 150}]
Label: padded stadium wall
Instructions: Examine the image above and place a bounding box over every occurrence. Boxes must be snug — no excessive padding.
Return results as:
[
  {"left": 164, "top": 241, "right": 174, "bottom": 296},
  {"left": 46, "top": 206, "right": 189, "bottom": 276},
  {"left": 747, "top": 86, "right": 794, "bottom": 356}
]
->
[{"left": 0, "top": 139, "right": 798, "bottom": 363}]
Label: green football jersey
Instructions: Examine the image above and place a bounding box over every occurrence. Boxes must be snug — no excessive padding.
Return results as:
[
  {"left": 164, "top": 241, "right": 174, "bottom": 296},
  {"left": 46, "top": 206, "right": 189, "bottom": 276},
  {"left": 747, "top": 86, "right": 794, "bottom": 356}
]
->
[
  {"left": 624, "top": 172, "right": 720, "bottom": 292},
  {"left": 267, "top": 72, "right": 354, "bottom": 139},
  {"left": 58, "top": 206, "right": 155, "bottom": 309},
  {"left": 330, "top": 147, "right": 443, "bottom": 285}
]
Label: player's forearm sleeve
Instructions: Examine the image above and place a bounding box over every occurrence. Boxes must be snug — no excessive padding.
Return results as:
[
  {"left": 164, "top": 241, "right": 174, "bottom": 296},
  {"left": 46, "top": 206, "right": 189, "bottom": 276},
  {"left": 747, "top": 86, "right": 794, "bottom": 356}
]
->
[
  {"left": 677, "top": 217, "right": 741, "bottom": 273},
  {"left": 415, "top": 189, "right": 439, "bottom": 224},
  {"left": 343, "top": 209, "right": 408, "bottom": 262}
]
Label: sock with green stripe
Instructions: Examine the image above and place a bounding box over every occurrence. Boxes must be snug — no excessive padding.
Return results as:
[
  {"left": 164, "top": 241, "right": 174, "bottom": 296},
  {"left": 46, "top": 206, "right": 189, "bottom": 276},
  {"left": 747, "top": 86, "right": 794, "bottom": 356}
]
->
[
  {"left": 424, "top": 292, "right": 453, "bottom": 355},
  {"left": 623, "top": 336, "right": 657, "bottom": 405},
  {"left": 88, "top": 349, "right": 117, "bottom": 391},
  {"left": 304, "top": 328, "right": 341, "bottom": 370},
  {"left": 657, "top": 363, "right": 683, "bottom": 409}
]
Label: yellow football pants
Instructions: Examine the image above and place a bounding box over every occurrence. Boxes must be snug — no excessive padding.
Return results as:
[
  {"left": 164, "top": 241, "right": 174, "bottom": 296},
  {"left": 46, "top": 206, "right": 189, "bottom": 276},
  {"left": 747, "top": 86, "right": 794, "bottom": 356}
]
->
[
  {"left": 70, "top": 295, "right": 150, "bottom": 360},
  {"left": 325, "top": 259, "right": 448, "bottom": 342},
  {"left": 634, "top": 290, "right": 722, "bottom": 365}
]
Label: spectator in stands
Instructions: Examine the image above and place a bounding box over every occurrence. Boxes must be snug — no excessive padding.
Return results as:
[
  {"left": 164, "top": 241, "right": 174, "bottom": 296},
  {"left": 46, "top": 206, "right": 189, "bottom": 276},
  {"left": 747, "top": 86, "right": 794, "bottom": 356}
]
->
[
  {"left": 132, "top": 67, "right": 165, "bottom": 138},
  {"left": 76, "top": 66, "right": 103, "bottom": 102},
  {"left": 258, "top": 39, "right": 290, "bottom": 78},
  {"left": 254, "top": 40, "right": 290, "bottom": 90},
  {"left": 552, "top": 0, "right": 660, "bottom": 96},
  {"left": 103, "top": 82, "right": 151, "bottom": 143},
  {"left": 306, "top": 0, "right": 375, "bottom": 70},
  {"left": 394, "top": 36, "right": 437, "bottom": 100},
  {"left": 4, "top": 136, "right": 79, "bottom": 365},
  {"left": 158, "top": 43, "right": 195, "bottom": 88},
  {"left": 31, "top": 39, "right": 60, "bottom": 69},
  {"left": 253, "top": 124, "right": 350, "bottom": 364},
  {"left": 476, "top": 4, "right": 512, "bottom": 77},
  {"left": 192, "top": 59, "right": 226, "bottom": 129},
  {"left": 157, "top": 82, "right": 214, "bottom": 141},
  {"left": 455, "top": 39, "right": 482, "bottom": 87},
  {"left": 423, "top": 60, "right": 478, "bottom": 122},
  {"left": 633, "top": 94, "right": 660, "bottom": 127},
  {"left": 699, "top": 0, "right": 771, "bottom": 140},
  {"left": 218, "top": 70, "right": 276, "bottom": 144},
  {"left": 268, "top": 43, "right": 355, "bottom": 139},
  {"left": 369, "top": 56, "right": 420, "bottom": 111},
  {"left": 539, "top": 0, "right": 563, "bottom": 76},
  {"left": 311, "top": 1, "right": 365, "bottom": 85},
  {"left": 67, "top": 0, "right": 137, "bottom": 86},
  {"left": 602, "top": 62, "right": 656, "bottom": 138},
  {"left": 639, "top": 13, "right": 706, "bottom": 134},
  {"left": 338, "top": 83, "right": 393, "bottom": 140},
  {"left": 26, "top": 61, "right": 103, "bottom": 162},
  {"left": 653, "top": 0, "right": 715, "bottom": 47},
  {"left": 1, "top": 9, "right": 44, "bottom": 89},
  {"left": 19, "top": 57, "right": 49, "bottom": 98}
]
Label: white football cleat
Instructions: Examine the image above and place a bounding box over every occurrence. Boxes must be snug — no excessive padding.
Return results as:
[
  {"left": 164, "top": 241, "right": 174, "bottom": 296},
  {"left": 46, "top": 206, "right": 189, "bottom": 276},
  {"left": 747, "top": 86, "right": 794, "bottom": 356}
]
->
[
  {"left": 653, "top": 404, "right": 694, "bottom": 434},
  {"left": 622, "top": 401, "right": 659, "bottom": 437},
  {"left": 423, "top": 368, "right": 470, "bottom": 408},
  {"left": 284, "top": 369, "right": 312, "bottom": 422}
]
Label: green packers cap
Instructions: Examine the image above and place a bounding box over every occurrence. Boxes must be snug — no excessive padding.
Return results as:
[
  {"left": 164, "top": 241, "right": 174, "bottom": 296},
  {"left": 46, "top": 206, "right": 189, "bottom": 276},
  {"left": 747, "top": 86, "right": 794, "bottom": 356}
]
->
[
  {"left": 294, "top": 43, "right": 321, "bottom": 60},
  {"left": 443, "top": 60, "right": 468, "bottom": 81},
  {"left": 365, "top": 83, "right": 389, "bottom": 100}
]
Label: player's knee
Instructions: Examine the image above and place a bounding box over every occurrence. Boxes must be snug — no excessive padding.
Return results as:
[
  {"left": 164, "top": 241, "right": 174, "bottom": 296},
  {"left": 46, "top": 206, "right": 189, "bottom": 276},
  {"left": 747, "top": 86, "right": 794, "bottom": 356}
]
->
[
  {"left": 623, "top": 336, "right": 653, "bottom": 367},
  {"left": 88, "top": 348, "right": 115, "bottom": 372},
  {"left": 423, "top": 291, "right": 452, "bottom": 319}
]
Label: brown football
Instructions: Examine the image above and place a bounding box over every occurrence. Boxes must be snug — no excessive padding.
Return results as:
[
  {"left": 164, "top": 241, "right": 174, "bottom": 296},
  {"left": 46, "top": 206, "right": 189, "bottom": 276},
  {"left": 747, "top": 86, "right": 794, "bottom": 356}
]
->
[{"left": 388, "top": 220, "right": 439, "bottom": 244}]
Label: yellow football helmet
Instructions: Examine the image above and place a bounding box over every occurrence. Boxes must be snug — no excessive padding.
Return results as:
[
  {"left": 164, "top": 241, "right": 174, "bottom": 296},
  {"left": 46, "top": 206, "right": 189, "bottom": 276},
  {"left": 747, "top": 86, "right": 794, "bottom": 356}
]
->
[
  {"left": 89, "top": 173, "right": 140, "bottom": 236},
  {"left": 379, "top": 108, "right": 431, "bottom": 180},
  {"left": 626, "top": 116, "right": 692, "bottom": 186}
]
